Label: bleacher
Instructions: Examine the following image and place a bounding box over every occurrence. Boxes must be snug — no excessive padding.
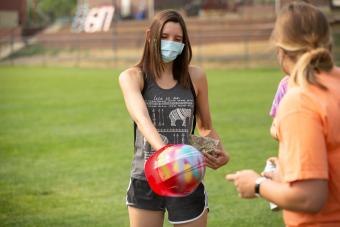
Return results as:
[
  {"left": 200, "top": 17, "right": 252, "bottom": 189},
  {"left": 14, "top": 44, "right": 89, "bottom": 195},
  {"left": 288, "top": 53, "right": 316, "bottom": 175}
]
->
[{"left": 34, "top": 16, "right": 274, "bottom": 49}]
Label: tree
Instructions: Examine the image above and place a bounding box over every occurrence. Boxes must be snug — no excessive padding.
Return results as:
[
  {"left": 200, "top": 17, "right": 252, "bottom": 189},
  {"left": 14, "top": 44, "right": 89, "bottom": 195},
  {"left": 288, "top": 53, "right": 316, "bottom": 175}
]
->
[{"left": 37, "top": 0, "right": 77, "bottom": 21}]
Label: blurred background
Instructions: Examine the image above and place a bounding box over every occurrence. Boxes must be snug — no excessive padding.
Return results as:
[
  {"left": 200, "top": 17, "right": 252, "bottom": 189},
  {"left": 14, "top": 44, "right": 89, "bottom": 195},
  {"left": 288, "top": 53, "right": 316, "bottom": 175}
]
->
[
  {"left": 1, "top": 1, "right": 340, "bottom": 226},
  {"left": 1, "top": 0, "right": 340, "bottom": 69}
]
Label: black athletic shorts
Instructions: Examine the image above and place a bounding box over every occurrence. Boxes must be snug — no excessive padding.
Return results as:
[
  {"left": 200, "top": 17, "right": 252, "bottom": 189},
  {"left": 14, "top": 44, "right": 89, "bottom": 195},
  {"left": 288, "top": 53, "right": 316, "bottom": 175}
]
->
[{"left": 126, "top": 178, "right": 208, "bottom": 224}]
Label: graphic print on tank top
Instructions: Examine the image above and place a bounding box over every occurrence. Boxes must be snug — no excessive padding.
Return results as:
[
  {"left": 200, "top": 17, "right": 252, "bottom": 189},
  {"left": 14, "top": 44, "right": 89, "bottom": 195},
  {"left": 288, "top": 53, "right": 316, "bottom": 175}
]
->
[{"left": 142, "top": 79, "right": 194, "bottom": 160}]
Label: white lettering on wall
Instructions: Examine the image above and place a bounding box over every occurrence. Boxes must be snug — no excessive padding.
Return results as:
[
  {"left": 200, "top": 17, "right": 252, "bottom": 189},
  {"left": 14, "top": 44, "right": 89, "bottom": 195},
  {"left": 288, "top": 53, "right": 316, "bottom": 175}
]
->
[
  {"left": 84, "top": 6, "right": 115, "bottom": 33},
  {"left": 72, "top": 5, "right": 114, "bottom": 33}
]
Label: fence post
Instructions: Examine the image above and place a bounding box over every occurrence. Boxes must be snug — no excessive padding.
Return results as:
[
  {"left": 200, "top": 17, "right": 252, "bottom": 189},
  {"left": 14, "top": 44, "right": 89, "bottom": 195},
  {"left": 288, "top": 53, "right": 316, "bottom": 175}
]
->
[
  {"left": 244, "top": 32, "right": 249, "bottom": 68},
  {"left": 10, "top": 29, "right": 14, "bottom": 66},
  {"left": 112, "top": 17, "right": 116, "bottom": 67}
]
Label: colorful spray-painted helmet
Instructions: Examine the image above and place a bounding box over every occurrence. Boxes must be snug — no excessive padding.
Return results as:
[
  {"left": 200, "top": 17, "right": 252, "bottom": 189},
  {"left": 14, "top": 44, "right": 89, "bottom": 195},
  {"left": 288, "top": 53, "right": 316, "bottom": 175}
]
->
[{"left": 145, "top": 144, "right": 206, "bottom": 197}]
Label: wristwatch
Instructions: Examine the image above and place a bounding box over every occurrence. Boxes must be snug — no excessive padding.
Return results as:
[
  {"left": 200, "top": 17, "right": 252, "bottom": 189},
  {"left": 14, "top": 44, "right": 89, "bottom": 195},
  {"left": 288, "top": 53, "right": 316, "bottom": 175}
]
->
[{"left": 255, "top": 177, "right": 267, "bottom": 197}]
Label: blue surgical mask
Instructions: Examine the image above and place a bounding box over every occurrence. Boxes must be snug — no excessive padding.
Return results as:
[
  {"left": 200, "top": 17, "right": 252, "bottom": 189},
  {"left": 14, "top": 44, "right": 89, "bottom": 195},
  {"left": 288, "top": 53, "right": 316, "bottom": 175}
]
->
[{"left": 161, "top": 40, "right": 185, "bottom": 63}]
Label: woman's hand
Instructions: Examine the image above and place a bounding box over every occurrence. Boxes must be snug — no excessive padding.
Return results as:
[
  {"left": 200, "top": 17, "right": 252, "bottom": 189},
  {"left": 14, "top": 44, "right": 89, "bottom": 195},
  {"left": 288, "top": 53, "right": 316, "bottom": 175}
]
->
[
  {"left": 204, "top": 149, "right": 229, "bottom": 170},
  {"left": 226, "top": 170, "right": 260, "bottom": 198}
]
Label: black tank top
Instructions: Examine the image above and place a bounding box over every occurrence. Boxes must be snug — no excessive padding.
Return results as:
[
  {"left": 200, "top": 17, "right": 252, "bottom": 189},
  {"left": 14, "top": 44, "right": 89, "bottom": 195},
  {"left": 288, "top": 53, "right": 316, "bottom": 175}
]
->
[{"left": 131, "top": 75, "right": 196, "bottom": 180}]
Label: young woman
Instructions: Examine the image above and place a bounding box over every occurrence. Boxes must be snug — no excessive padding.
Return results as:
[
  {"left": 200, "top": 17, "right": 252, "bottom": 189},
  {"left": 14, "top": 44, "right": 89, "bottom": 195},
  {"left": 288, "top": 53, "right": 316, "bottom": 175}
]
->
[
  {"left": 119, "top": 10, "right": 229, "bottom": 227},
  {"left": 226, "top": 2, "right": 340, "bottom": 226}
]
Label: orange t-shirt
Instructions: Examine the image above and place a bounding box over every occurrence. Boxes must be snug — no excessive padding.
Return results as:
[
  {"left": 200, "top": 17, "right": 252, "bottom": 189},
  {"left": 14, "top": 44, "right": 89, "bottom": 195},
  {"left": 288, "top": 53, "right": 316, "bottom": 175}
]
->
[{"left": 276, "top": 68, "right": 340, "bottom": 227}]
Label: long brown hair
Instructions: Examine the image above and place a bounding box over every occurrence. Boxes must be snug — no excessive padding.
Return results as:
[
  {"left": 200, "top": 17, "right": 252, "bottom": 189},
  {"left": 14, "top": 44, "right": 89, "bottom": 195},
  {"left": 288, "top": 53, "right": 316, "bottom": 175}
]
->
[
  {"left": 271, "top": 1, "right": 334, "bottom": 90},
  {"left": 136, "top": 10, "right": 192, "bottom": 88}
]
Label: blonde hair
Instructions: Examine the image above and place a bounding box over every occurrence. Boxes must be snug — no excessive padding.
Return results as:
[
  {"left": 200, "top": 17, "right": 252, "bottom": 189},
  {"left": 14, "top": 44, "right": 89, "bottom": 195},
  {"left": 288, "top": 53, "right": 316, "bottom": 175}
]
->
[{"left": 271, "top": 1, "right": 334, "bottom": 90}]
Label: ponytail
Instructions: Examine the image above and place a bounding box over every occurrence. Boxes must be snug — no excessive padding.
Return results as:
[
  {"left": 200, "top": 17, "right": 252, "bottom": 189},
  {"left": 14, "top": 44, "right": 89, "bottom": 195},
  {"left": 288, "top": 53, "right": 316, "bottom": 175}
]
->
[{"left": 291, "top": 48, "right": 334, "bottom": 90}]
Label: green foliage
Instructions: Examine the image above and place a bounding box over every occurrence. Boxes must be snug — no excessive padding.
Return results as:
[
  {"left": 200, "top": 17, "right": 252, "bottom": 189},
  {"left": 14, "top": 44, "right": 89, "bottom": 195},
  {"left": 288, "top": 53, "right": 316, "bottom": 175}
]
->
[
  {"left": 38, "top": 0, "right": 78, "bottom": 19},
  {"left": 0, "top": 66, "right": 285, "bottom": 227},
  {"left": 25, "top": 0, "right": 77, "bottom": 27}
]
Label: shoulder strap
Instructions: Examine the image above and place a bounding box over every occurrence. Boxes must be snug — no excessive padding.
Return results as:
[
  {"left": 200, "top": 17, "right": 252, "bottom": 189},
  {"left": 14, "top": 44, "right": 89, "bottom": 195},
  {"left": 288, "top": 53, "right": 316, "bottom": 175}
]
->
[{"left": 189, "top": 76, "right": 197, "bottom": 134}]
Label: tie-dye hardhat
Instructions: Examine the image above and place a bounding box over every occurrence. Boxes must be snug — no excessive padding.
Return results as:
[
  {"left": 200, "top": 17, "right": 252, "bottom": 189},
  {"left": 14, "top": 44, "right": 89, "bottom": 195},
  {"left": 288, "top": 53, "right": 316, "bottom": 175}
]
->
[{"left": 145, "top": 144, "right": 206, "bottom": 197}]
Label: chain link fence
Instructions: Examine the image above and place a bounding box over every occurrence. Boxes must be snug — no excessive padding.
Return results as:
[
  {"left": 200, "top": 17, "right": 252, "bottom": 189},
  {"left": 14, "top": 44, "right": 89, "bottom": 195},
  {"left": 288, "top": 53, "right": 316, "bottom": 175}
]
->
[{"left": 1, "top": 1, "right": 339, "bottom": 68}]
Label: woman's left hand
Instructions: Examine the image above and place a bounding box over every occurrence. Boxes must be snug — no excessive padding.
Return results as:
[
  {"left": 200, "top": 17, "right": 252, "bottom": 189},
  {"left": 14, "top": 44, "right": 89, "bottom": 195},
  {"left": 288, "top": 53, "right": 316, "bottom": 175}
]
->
[
  {"left": 204, "top": 150, "right": 229, "bottom": 170},
  {"left": 261, "top": 157, "right": 281, "bottom": 182}
]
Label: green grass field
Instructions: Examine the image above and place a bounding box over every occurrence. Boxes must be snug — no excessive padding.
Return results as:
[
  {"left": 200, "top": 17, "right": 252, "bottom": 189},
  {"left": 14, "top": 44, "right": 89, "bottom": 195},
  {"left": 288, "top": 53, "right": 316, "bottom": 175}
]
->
[{"left": 0, "top": 66, "right": 285, "bottom": 227}]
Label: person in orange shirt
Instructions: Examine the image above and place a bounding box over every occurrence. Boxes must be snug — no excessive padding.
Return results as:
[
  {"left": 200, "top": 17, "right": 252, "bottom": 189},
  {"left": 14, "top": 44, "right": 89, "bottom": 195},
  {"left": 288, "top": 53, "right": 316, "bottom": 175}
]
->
[{"left": 226, "top": 2, "right": 340, "bottom": 226}]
